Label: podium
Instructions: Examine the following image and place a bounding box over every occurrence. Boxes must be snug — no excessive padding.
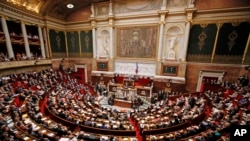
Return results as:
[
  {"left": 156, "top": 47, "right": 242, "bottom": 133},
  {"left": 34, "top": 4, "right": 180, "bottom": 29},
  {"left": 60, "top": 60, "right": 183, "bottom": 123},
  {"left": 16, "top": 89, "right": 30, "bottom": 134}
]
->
[
  {"left": 136, "top": 86, "right": 152, "bottom": 97},
  {"left": 114, "top": 99, "right": 132, "bottom": 108},
  {"left": 107, "top": 78, "right": 153, "bottom": 108},
  {"left": 123, "top": 79, "right": 134, "bottom": 88}
]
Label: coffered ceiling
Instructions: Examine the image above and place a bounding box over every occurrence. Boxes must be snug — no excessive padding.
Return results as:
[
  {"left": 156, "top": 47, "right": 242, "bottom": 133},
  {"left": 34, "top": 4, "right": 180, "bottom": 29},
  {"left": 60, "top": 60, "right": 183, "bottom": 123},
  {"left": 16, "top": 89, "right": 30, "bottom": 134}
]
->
[{"left": 3, "top": 0, "right": 109, "bottom": 20}]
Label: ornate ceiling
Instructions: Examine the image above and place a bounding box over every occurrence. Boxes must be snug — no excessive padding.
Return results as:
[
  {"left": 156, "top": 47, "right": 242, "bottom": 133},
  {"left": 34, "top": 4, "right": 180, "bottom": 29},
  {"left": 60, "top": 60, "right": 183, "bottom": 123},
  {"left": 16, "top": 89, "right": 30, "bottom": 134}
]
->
[{"left": 4, "top": 0, "right": 108, "bottom": 20}]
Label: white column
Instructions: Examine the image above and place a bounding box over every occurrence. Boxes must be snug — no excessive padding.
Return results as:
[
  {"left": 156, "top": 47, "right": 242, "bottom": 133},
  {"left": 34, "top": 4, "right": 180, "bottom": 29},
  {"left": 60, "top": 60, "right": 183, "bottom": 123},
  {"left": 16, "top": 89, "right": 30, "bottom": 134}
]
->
[
  {"left": 92, "top": 28, "right": 97, "bottom": 58},
  {"left": 109, "top": 0, "right": 114, "bottom": 58},
  {"left": 161, "top": 0, "right": 167, "bottom": 10},
  {"left": 181, "top": 21, "right": 191, "bottom": 62},
  {"left": 42, "top": 27, "right": 49, "bottom": 58},
  {"left": 188, "top": 0, "right": 195, "bottom": 8},
  {"left": 158, "top": 23, "right": 164, "bottom": 60},
  {"left": 109, "top": 0, "right": 113, "bottom": 16},
  {"left": 38, "top": 26, "right": 45, "bottom": 59},
  {"left": 0, "top": 16, "right": 14, "bottom": 58},
  {"left": 109, "top": 27, "right": 113, "bottom": 58},
  {"left": 21, "top": 21, "right": 31, "bottom": 58},
  {"left": 90, "top": 3, "right": 95, "bottom": 18}
]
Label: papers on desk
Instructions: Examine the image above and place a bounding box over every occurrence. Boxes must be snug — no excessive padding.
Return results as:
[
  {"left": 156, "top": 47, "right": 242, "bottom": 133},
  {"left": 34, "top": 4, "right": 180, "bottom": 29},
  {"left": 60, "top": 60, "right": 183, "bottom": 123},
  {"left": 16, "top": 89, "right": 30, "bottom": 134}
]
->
[
  {"left": 22, "top": 114, "right": 28, "bottom": 119},
  {"left": 34, "top": 125, "right": 41, "bottom": 131},
  {"left": 101, "top": 136, "right": 109, "bottom": 140},
  {"left": 24, "top": 118, "right": 31, "bottom": 124},
  {"left": 96, "top": 123, "right": 102, "bottom": 127},
  {"left": 47, "top": 133, "right": 55, "bottom": 137},
  {"left": 130, "top": 137, "right": 137, "bottom": 141},
  {"left": 59, "top": 138, "right": 69, "bottom": 141},
  {"left": 23, "top": 137, "right": 30, "bottom": 141},
  {"left": 41, "top": 130, "right": 47, "bottom": 134}
]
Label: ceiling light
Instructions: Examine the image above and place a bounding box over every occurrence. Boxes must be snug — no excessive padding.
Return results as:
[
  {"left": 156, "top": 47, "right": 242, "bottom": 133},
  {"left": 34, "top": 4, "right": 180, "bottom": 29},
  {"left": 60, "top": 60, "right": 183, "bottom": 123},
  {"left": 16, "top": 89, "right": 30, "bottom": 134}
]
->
[{"left": 67, "top": 4, "right": 74, "bottom": 9}]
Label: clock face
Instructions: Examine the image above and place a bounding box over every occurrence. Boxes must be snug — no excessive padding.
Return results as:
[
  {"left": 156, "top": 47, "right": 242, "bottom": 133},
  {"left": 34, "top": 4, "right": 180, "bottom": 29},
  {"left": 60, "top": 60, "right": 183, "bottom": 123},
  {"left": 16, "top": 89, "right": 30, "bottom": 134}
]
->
[{"left": 166, "top": 82, "right": 171, "bottom": 87}]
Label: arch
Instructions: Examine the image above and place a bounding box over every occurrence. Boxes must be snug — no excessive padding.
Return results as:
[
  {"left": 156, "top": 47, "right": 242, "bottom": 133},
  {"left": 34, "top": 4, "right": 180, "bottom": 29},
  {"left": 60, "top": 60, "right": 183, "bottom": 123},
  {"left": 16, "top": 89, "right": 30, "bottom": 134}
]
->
[{"left": 165, "top": 24, "right": 184, "bottom": 37}]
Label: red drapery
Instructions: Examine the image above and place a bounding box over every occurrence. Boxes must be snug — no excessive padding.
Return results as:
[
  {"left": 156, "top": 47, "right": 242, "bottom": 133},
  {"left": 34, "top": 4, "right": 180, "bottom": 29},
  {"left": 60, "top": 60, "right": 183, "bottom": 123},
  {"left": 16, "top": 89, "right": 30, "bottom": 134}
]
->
[
  {"left": 75, "top": 68, "right": 85, "bottom": 83},
  {"left": 200, "top": 76, "right": 220, "bottom": 92}
]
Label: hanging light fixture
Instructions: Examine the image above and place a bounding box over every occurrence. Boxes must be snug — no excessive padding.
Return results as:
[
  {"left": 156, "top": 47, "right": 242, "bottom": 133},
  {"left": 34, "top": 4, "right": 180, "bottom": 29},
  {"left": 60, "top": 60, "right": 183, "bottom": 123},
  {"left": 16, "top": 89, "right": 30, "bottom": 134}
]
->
[{"left": 67, "top": 3, "right": 74, "bottom": 9}]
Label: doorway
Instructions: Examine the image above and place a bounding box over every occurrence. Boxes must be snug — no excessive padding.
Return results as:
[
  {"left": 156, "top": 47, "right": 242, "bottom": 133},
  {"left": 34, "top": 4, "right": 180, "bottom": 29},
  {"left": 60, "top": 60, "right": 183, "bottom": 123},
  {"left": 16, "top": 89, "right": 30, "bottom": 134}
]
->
[
  {"left": 74, "top": 64, "right": 88, "bottom": 83},
  {"left": 196, "top": 70, "right": 225, "bottom": 92}
]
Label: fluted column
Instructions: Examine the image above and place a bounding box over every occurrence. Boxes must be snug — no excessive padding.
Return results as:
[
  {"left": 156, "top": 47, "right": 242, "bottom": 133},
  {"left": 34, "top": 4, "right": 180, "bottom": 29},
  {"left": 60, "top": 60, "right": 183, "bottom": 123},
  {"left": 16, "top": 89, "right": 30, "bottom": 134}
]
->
[
  {"left": 108, "top": 0, "right": 114, "bottom": 58},
  {"left": 90, "top": 3, "right": 95, "bottom": 18},
  {"left": 109, "top": 26, "right": 114, "bottom": 58},
  {"left": 91, "top": 21, "right": 97, "bottom": 58},
  {"left": 161, "top": 0, "right": 167, "bottom": 10},
  {"left": 157, "top": 9, "right": 167, "bottom": 60},
  {"left": 182, "top": 8, "right": 196, "bottom": 61},
  {"left": 242, "top": 33, "right": 250, "bottom": 64},
  {"left": 181, "top": 21, "right": 191, "bottom": 62},
  {"left": 21, "top": 21, "right": 31, "bottom": 58},
  {"left": 42, "top": 27, "right": 50, "bottom": 58},
  {"left": 211, "top": 23, "right": 222, "bottom": 63},
  {"left": 158, "top": 23, "right": 165, "bottom": 60},
  {"left": 38, "top": 26, "right": 45, "bottom": 59},
  {"left": 109, "top": 0, "right": 113, "bottom": 16},
  {"left": 0, "top": 16, "right": 14, "bottom": 59}
]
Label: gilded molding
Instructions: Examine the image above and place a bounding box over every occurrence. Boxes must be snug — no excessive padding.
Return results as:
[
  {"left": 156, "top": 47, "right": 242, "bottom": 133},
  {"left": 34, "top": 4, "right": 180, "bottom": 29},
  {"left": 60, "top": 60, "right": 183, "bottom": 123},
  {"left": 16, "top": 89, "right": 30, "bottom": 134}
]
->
[
  {"left": 0, "top": 2, "right": 41, "bottom": 21},
  {"left": 196, "top": 6, "right": 250, "bottom": 15},
  {"left": 185, "top": 8, "right": 197, "bottom": 13},
  {"left": 158, "top": 10, "right": 169, "bottom": 15}
]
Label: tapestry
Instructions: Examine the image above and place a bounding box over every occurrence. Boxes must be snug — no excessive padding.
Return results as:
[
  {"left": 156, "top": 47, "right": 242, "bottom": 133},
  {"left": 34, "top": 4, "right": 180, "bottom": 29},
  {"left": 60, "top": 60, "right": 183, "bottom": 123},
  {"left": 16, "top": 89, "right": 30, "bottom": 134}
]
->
[
  {"left": 66, "top": 31, "right": 80, "bottom": 54},
  {"left": 80, "top": 30, "right": 93, "bottom": 54},
  {"left": 49, "top": 29, "right": 66, "bottom": 58},
  {"left": 116, "top": 26, "right": 157, "bottom": 58},
  {"left": 213, "top": 22, "right": 250, "bottom": 63},
  {"left": 187, "top": 23, "right": 217, "bottom": 62},
  {"left": 215, "top": 22, "right": 249, "bottom": 55}
]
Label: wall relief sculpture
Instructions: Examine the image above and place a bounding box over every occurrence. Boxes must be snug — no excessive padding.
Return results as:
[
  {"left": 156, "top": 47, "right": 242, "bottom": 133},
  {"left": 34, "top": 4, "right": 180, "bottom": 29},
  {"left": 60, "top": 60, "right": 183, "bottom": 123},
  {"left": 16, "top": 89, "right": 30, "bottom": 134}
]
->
[{"left": 113, "top": 0, "right": 161, "bottom": 14}]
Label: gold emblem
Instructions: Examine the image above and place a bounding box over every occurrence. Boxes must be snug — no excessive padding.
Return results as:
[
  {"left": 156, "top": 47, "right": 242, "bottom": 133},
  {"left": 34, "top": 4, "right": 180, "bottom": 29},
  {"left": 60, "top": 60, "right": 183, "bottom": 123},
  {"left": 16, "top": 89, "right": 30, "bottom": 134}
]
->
[
  {"left": 227, "top": 30, "right": 238, "bottom": 51},
  {"left": 198, "top": 31, "right": 207, "bottom": 51}
]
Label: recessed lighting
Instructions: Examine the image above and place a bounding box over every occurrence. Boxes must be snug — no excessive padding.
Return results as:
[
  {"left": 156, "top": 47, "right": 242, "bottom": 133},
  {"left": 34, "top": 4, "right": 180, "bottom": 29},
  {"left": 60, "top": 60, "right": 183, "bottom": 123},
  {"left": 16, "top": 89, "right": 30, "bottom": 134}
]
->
[{"left": 67, "top": 4, "right": 74, "bottom": 9}]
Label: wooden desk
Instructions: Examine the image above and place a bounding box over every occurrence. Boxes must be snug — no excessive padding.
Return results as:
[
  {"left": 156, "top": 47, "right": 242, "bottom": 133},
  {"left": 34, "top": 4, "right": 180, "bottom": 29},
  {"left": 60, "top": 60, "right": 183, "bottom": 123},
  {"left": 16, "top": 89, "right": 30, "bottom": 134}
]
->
[
  {"left": 114, "top": 99, "right": 132, "bottom": 108},
  {"left": 108, "top": 83, "right": 122, "bottom": 92},
  {"left": 136, "top": 86, "right": 152, "bottom": 97}
]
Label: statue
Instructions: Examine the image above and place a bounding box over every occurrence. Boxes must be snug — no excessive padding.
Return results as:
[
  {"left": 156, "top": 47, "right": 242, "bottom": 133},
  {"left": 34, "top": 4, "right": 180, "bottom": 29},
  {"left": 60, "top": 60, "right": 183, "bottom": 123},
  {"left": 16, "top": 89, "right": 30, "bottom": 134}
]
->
[
  {"left": 91, "top": 3, "right": 95, "bottom": 17},
  {"left": 167, "top": 37, "right": 177, "bottom": 60}
]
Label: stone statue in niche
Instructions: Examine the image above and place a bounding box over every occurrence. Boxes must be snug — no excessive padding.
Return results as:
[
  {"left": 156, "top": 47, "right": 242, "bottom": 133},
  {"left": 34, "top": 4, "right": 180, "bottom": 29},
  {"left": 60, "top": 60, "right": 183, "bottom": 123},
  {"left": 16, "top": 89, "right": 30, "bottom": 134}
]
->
[
  {"left": 167, "top": 37, "right": 177, "bottom": 60},
  {"left": 101, "top": 35, "right": 109, "bottom": 57},
  {"left": 98, "top": 29, "right": 110, "bottom": 58},
  {"left": 91, "top": 3, "right": 95, "bottom": 17}
]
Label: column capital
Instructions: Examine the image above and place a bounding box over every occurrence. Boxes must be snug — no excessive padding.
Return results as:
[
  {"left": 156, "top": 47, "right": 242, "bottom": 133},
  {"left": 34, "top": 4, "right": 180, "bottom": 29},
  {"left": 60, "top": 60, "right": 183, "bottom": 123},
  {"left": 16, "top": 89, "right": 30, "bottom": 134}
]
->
[
  {"left": 158, "top": 10, "right": 169, "bottom": 15},
  {"left": 185, "top": 8, "right": 196, "bottom": 21},
  {"left": 216, "top": 22, "right": 222, "bottom": 29},
  {"left": 108, "top": 17, "right": 114, "bottom": 27},
  {"left": 159, "top": 21, "right": 166, "bottom": 25},
  {"left": 185, "top": 20, "right": 192, "bottom": 23},
  {"left": 91, "top": 20, "right": 96, "bottom": 29}
]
